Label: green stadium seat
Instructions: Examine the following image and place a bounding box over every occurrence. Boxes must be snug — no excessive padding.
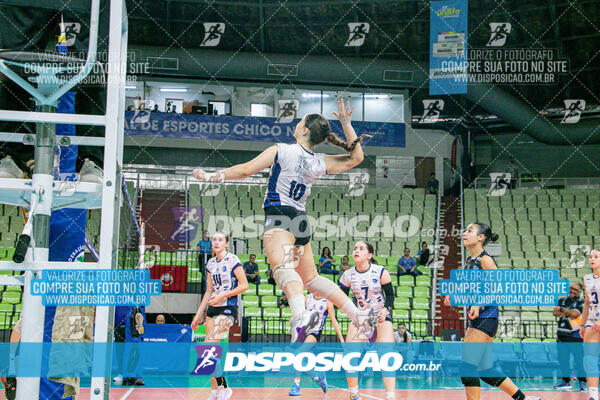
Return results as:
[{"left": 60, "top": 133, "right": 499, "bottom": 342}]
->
[
  {"left": 243, "top": 295, "right": 259, "bottom": 307},
  {"left": 415, "top": 276, "right": 431, "bottom": 287},
  {"left": 263, "top": 307, "right": 280, "bottom": 318},
  {"left": 244, "top": 306, "right": 261, "bottom": 318},
  {"left": 395, "top": 286, "right": 413, "bottom": 298},
  {"left": 393, "top": 309, "right": 410, "bottom": 319},
  {"left": 261, "top": 295, "right": 278, "bottom": 307},
  {"left": 413, "top": 287, "right": 430, "bottom": 298},
  {"left": 257, "top": 284, "right": 274, "bottom": 296},
  {"left": 399, "top": 275, "right": 415, "bottom": 287},
  {"left": 1, "top": 292, "right": 20, "bottom": 304},
  {"left": 281, "top": 308, "right": 291, "bottom": 318},
  {"left": 394, "top": 297, "right": 410, "bottom": 309},
  {"left": 412, "top": 297, "right": 430, "bottom": 310}
]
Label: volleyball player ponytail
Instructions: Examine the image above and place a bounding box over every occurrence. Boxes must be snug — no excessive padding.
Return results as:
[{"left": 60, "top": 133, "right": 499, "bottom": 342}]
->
[
  {"left": 305, "top": 113, "right": 370, "bottom": 152},
  {"left": 474, "top": 222, "right": 498, "bottom": 245}
]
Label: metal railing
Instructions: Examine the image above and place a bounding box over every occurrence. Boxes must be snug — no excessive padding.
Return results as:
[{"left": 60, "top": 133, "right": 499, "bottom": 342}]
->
[{"left": 473, "top": 176, "right": 600, "bottom": 190}]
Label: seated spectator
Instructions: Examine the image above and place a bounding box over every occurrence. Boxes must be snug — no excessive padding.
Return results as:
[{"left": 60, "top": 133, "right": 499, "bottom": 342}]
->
[
  {"left": 340, "top": 255, "right": 354, "bottom": 272},
  {"left": 319, "top": 247, "right": 339, "bottom": 276},
  {"left": 417, "top": 242, "right": 431, "bottom": 265},
  {"left": 394, "top": 323, "right": 413, "bottom": 343},
  {"left": 397, "top": 248, "right": 422, "bottom": 277},
  {"left": 155, "top": 314, "right": 165, "bottom": 324},
  {"left": 427, "top": 173, "right": 439, "bottom": 195},
  {"left": 152, "top": 104, "right": 160, "bottom": 112},
  {"left": 243, "top": 254, "right": 260, "bottom": 285},
  {"left": 278, "top": 292, "right": 289, "bottom": 309}
]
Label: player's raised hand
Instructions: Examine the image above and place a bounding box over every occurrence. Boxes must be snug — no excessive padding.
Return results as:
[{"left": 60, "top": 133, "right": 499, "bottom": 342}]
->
[{"left": 332, "top": 98, "right": 353, "bottom": 126}]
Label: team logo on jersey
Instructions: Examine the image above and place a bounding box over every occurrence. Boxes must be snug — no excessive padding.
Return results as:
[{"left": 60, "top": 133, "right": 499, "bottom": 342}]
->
[
  {"left": 347, "top": 172, "right": 369, "bottom": 197},
  {"left": 201, "top": 23, "right": 225, "bottom": 47},
  {"left": 191, "top": 345, "right": 223, "bottom": 375},
  {"left": 265, "top": 218, "right": 272, "bottom": 226},
  {"left": 569, "top": 245, "right": 590, "bottom": 268},
  {"left": 345, "top": 23, "right": 370, "bottom": 47},
  {"left": 276, "top": 100, "right": 299, "bottom": 123},
  {"left": 223, "top": 266, "right": 227, "bottom": 272},
  {"left": 562, "top": 99, "right": 585, "bottom": 124},
  {"left": 487, "top": 23, "right": 511, "bottom": 47},
  {"left": 487, "top": 173, "right": 511, "bottom": 196},
  {"left": 420, "top": 100, "right": 444, "bottom": 123}
]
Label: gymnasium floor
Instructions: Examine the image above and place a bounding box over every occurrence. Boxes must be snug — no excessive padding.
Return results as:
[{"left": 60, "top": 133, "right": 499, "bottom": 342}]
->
[{"left": 67, "top": 377, "right": 589, "bottom": 400}]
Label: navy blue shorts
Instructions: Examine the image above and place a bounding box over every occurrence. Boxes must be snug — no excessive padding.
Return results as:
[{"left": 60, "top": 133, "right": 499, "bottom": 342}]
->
[{"left": 469, "top": 317, "right": 498, "bottom": 337}]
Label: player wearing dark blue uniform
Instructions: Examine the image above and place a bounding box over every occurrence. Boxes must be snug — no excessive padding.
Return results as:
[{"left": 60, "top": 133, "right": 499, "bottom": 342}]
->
[{"left": 445, "top": 223, "right": 540, "bottom": 400}]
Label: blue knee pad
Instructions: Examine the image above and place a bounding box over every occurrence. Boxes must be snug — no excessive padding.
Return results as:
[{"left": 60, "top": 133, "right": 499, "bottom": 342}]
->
[{"left": 584, "top": 354, "right": 599, "bottom": 376}]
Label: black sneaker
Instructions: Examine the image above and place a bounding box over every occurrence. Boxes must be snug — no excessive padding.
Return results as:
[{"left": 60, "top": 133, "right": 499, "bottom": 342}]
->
[
  {"left": 553, "top": 381, "right": 571, "bottom": 390},
  {"left": 4, "top": 377, "right": 16, "bottom": 400}
]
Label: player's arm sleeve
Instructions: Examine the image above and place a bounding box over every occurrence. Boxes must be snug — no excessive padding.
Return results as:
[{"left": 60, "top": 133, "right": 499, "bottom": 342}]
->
[
  {"left": 338, "top": 273, "right": 350, "bottom": 295},
  {"left": 313, "top": 153, "right": 328, "bottom": 177},
  {"left": 382, "top": 282, "right": 395, "bottom": 310}
]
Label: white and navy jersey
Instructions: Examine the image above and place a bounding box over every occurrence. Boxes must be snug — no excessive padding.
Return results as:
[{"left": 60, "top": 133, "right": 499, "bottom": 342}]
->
[
  {"left": 263, "top": 143, "right": 327, "bottom": 211},
  {"left": 339, "top": 264, "right": 387, "bottom": 311},
  {"left": 306, "top": 294, "right": 329, "bottom": 335},
  {"left": 584, "top": 273, "right": 600, "bottom": 326},
  {"left": 206, "top": 253, "right": 242, "bottom": 307}
]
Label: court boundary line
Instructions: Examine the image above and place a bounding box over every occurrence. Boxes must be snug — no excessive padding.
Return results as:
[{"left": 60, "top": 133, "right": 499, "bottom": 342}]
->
[
  {"left": 327, "top": 384, "right": 385, "bottom": 400},
  {"left": 119, "top": 388, "right": 134, "bottom": 400}
]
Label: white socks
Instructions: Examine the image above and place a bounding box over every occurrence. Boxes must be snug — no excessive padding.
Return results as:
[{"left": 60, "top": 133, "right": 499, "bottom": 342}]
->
[
  {"left": 589, "top": 387, "right": 598, "bottom": 400},
  {"left": 386, "top": 391, "right": 395, "bottom": 399},
  {"left": 294, "top": 377, "right": 301, "bottom": 385},
  {"left": 289, "top": 294, "right": 306, "bottom": 317},
  {"left": 349, "top": 386, "right": 359, "bottom": 394}
]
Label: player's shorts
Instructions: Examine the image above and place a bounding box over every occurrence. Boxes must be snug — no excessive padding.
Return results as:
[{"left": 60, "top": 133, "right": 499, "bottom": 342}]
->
[
  {"left": 264, "top": 205, "right": 312, "bottom": 246},
  {"left": 469, "top": 317, "right": 498, "bottom": 337},
  {"left": 206, "top": 306, "right": 238, "bottom": 322},
  {"left": 306, "top": 330, "right": 323, "bottom": 342}
]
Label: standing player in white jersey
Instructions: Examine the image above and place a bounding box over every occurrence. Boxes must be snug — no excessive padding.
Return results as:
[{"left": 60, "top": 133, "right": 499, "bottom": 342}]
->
[
  {"left": 192, "top": 99, "right": 376, "bottom": 342},
  {"left": 289, "top": 293, "right": 344, "bottom": 396},
  {"left": 191, "top": 231, "right": 249, "bottom": 400},
  {"left": 339, "top": 241, "right": 396, "bottom": 400},
  {"left": 580, "top": 249, "right": 600, "bottom": 400}
]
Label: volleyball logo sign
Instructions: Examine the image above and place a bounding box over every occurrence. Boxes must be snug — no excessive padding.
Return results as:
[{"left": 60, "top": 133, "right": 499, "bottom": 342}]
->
[
  {"left": 569, "top": 245, "right": 590, "bottom": 268},
  {"left": 143, "top": 245, "right": 160, "bottom": 267},
  {"left": 63, "top": 22, "right": 81, "bottom": 46},
  {"left": 56, "top": 172, "right": 80, "bottom": 197},
  {"left": 561, "top": 99, "right": 585, "bottom": 124},
  {"left": 347, "top": 172, "right": 369, "bottom": 197},
  {"left": 169, "top": 206, "right": 203, "bottom": 242},
  {"left": 191, "top": 345, "right": 223, "bottom": 375},
  {"left": 131, "top": 100, "right": 155, "bottom": 124},
  {"left": 487, "top": 173, "right": 511, "bottom": 197},
  {"left": 420, "top": 100, "right": 444, "bottom": 123},
  {"left": 276, "top": 100, "right": 299, "bottom": 123},
  {"left": 345, "top": 23, "right": 370, "bottom": 47},
  {"left": 486, "top": 23, "right": 511, "bottom": 47},
  {"left": 201, "top": 23, "right": 225, "bottom": 47}
]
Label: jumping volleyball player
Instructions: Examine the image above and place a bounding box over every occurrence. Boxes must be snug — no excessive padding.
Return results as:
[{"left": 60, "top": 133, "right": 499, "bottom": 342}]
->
[
  {"left": 444, "top": 223, "right": 540, "bottom": 400},
  {"left": 193, "top": 99, "right": 376, "bottom": 342},
  {"left": 339, "top": 241, "right": 396, "bottom": 400},
  {"left": 289, "top": 293, "right": 344, "bottom": 396},
  {"left": 191, "top": 231, "right": 249, "bottom": 400},
  {"left": 579, "top": 249, "right": 600, "bottom": 400}
]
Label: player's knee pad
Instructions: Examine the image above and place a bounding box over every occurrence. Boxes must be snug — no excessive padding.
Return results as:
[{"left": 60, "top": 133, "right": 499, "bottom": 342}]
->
[
  {"left": 584, "top": 354, "right": 599, "bottom": 376},
  {"left": 479, "top": 368, "right": 507, "bottom": 387},
  {"left": 273, "top": 263, "right": 302, "bottom": 291},
  {"left": 460, "top": 362, "right": 480, "bottom": 387},
  {"left": 305, "top": 275, "right": 338, "bottom": 299}
]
